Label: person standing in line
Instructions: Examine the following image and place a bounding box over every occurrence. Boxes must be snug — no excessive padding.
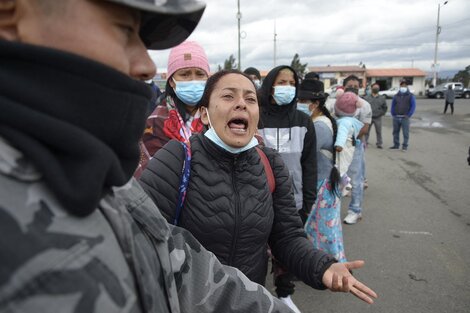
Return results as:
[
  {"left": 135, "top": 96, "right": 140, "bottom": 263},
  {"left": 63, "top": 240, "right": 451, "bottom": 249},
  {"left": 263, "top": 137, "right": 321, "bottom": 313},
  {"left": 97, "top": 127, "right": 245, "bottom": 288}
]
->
[
  {"left": 257, "top": 65, "right": 317, "bottom": 312},
  {"left": 304, "top": 72, "right": 320, "bottom": 81},
  {"left": 135, "top": 41, "right": 209, "bottom": 177},
  {"left": 140, "top": 70, "right": 378, "bottom": 312},
  {"left": 364, "top": 83, "right": 387, "bottom": 149},
  {"left": 0, "top": 0, "right": 339, "bottom": 312},
  {"left": 342, "top": 75, "right": 372, "bottom": 225},
  {"left": 244, "top": 67, "right": 262, "bottom": 89},
  {"left": 298, "top": 79, "right": 347, "bottom": 263},
  {"left": 444, "top": 84, "right": 455, "bottom": 114},
  {"left": 389, "top": 80, "right": 416, "bottom": 151},
  {"left": 333, "top": 91, "right": 364, "bottom": 196}
]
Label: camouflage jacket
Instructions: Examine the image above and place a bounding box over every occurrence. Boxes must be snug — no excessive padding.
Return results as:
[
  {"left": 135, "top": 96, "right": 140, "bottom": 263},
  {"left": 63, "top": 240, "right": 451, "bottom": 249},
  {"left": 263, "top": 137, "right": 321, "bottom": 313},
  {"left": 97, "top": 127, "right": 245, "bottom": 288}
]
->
[{"left": 0, "top": 137, "right": 293, "bottom": 313}]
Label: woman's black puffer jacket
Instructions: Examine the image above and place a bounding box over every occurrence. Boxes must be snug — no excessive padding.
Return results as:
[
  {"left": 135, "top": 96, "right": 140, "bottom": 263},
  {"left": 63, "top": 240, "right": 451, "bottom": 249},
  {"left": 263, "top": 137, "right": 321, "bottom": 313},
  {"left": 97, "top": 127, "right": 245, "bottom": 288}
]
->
[{"left": 139, "top": 133, "right": 336, "bottom": 287}]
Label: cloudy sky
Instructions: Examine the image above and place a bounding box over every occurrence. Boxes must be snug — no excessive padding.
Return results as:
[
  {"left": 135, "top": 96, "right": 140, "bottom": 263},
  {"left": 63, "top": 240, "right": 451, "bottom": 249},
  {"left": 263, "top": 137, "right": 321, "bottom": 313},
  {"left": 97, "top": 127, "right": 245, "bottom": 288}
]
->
[{"left": 149, "top": 0, "right": 470, "bottom": 75}]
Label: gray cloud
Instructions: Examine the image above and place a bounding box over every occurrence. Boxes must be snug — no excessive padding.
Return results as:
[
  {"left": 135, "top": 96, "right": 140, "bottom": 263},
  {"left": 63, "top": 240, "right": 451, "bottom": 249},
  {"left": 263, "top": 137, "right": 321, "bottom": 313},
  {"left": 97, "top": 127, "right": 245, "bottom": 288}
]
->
[{"left": 149, "top": 0, "right": 470, "bottom": 74}]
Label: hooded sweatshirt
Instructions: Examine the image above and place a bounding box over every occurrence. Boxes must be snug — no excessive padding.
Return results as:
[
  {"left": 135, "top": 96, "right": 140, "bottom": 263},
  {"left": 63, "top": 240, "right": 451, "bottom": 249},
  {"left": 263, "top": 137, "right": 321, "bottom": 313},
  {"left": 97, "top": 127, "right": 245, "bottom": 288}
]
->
[{"left": 258, "top": 66, "right": 317, "bottom": 216}]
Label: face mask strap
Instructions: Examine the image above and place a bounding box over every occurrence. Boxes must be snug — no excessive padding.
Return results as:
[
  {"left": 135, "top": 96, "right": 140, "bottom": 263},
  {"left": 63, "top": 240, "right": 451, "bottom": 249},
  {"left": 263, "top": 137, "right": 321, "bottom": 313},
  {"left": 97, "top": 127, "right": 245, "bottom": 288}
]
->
[{"left": 203, "top": 107, "right": 213, "bottom": 129}]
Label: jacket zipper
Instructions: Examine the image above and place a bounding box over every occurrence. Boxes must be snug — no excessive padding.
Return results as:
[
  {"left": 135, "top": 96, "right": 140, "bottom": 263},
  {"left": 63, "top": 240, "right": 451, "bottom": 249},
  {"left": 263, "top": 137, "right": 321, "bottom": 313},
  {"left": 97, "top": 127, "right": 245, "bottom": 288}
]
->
[
  {"left": 276, "top": 127, "right": 280, "bottom": 151},
  {"left": 228, "top": 156, "right": 240, "bottom": 266}
]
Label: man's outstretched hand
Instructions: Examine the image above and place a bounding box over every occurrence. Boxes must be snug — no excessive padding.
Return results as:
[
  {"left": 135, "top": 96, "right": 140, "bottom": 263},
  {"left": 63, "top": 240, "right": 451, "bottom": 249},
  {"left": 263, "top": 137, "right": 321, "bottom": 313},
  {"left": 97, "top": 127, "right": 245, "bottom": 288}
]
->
[{"left": 322, "top": 260, "right": 378, "bottom": 304}]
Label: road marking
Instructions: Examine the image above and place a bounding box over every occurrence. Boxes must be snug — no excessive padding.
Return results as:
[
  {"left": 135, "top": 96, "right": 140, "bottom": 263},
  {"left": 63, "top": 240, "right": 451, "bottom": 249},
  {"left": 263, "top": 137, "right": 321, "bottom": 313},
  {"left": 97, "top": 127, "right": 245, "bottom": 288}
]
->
[{"left": 391, "top": 230, "right": 433, "bottom": 236}]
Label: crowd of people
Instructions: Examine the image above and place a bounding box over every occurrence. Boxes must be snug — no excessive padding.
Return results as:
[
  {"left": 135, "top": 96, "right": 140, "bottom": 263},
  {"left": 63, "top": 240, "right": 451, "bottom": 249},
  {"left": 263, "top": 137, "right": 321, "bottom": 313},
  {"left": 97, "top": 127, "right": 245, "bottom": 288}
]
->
[{"left": 0, "top": 0, "right": 390, "bottom": 312}]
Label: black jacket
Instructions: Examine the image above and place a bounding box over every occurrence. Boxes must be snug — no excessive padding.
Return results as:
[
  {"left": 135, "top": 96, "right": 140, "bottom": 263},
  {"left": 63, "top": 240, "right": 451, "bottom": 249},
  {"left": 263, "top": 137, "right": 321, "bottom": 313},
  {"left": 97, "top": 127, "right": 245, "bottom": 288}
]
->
[
  {"left": 139, "top": 134, "right": 335, "bottom": 288},
  {"left": 258, "top": 65, "right": 317, "bottom": 218}
]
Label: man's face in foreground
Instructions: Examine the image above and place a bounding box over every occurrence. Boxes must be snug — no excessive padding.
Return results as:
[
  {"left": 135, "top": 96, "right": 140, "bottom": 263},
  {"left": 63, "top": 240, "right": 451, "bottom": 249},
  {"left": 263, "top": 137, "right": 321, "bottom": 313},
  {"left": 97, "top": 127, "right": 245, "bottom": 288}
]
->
[{"left": 0, "top": 0, "right": 156, "bottom": 80}]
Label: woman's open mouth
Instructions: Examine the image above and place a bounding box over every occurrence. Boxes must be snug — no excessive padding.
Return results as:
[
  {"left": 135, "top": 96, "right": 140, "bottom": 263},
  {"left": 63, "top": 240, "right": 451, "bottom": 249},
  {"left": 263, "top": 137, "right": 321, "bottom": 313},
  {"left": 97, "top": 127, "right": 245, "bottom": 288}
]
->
[{"left": 228, "top": 117, "right": 248, "bottom": 134}]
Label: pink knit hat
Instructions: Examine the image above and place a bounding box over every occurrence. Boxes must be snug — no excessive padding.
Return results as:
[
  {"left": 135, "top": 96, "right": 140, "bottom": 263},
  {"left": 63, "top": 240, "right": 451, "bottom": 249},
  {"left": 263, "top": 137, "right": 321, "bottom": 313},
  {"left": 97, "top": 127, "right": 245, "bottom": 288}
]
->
[
  {"left": 334, "top": 91, "right": 362, "bottom": 117},
  {"left": 167, "top": 41, "right": 210, "bottom": 79}
]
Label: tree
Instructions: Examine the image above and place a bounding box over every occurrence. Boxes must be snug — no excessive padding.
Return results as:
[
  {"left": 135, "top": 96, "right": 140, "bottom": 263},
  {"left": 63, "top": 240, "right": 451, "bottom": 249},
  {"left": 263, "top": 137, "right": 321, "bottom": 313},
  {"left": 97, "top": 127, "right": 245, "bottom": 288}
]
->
[
  {"left": 452, "top": 65, "right": 470, "bottom": 88},
  {"left": 290, "top": 53, "right": 308, "bottom": 78},
  {"left": 216, "top": 55, "right": 237, "bottom": 72},
  {"left": 222, "top": 54, "right": 237, "bottom": 70}
]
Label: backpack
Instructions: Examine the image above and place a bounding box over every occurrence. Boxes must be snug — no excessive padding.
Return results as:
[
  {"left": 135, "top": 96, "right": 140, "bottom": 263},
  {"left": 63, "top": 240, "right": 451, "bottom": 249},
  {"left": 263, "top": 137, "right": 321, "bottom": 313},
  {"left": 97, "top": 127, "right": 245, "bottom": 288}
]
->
[{"left": 173, "top": 142, "right": 275, "bottom": 225}]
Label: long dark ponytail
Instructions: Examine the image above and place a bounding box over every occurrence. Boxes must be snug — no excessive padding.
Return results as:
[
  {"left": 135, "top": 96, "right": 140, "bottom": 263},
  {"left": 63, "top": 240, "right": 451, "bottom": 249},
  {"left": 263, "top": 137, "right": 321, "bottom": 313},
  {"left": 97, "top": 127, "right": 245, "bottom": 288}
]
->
[{"left": 317, "top": 101, "right": 340, "bottom": 196}]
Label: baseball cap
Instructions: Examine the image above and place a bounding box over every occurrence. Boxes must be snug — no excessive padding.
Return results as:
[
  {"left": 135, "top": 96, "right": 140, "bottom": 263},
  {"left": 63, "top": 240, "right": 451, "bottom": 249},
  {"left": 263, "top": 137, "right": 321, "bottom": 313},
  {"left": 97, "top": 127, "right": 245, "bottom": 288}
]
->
[{"left": 106, "top": 0, "right": 206, "bottom": 50}]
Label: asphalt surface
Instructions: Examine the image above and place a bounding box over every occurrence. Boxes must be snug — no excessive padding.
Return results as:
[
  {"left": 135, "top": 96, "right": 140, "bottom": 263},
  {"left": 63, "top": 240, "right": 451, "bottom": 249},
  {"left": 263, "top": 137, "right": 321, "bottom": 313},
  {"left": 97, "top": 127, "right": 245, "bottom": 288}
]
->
[{"left": 265, "top": 98, "right": 470, "bottom": 313}]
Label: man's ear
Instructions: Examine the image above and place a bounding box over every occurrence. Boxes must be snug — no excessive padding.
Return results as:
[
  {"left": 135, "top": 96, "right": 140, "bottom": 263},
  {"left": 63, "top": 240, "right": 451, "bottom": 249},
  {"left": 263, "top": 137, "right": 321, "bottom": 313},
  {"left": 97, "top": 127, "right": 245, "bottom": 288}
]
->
[
  {"left": 199, "top": 107, "right": 209, "bottom": 126},
  {"left": 0, "top": 0, "right": 19, "bottom": 41}
]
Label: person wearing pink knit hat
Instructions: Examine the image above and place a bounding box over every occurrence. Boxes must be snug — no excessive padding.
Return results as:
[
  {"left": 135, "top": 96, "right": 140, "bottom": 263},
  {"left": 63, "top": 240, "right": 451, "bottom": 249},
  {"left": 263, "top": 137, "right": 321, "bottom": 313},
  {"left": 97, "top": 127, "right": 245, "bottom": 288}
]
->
[
  {"left": 333, "top": 91, "right": 364, "bottom": 198},
  {"left": 136, "top": 41, "right": 210, "bottom": 177}
]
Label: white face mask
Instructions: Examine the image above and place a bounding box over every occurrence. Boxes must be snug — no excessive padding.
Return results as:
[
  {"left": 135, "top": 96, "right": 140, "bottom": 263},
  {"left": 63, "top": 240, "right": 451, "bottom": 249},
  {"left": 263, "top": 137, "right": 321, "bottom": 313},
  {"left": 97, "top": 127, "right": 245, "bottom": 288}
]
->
[
  {"left": 173, "top": 79, "right": 206, "bottom": 106},
  {"left": 399, "top": 87, "right": 408, "bottom": 93},
  {"left": 297, "top": 102, "right": 311, "bottom": 116},
  {"left": 203, "top": 108, "right": 258, "bottom": 154},
  {"left": 273, "top": 85, "right": 296, "bottom": 105}
]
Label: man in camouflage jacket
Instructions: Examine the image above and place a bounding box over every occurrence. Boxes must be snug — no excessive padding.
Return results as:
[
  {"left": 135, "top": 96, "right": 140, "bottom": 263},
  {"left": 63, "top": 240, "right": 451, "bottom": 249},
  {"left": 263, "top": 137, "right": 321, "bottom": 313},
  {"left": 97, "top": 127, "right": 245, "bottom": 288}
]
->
[{"left": 0, "top": 0, "right": 297, "bottom": 312}]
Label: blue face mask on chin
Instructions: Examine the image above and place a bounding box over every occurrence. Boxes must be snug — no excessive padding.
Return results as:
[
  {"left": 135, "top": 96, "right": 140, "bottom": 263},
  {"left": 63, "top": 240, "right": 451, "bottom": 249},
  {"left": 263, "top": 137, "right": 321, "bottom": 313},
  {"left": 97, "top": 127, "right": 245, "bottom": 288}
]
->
[
  {"left": 203, "top": 109, "right": 259, "bottom": 154},
  {"left": 273, "top": 85, "right": 296, "bottom": 105},
  {"left": 173, "top": 79, "right": 206, "bottom": 106}
]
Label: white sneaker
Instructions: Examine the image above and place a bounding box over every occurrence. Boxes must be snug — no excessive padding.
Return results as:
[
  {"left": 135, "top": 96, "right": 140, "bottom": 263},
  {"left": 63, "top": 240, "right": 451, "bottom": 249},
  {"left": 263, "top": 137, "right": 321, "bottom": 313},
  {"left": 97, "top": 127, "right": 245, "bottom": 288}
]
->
[
  {"left": 343, "top": 211, "right": 362, "bottom": 224},
  {"left": 341, "top": 183, "right": 352, "bottom": 197},
  {"left": 363, "top": 179, "right": 369, "bottom": 189},
  {"left": 279, "top": 295, "right": 301, "bottom": 313}
]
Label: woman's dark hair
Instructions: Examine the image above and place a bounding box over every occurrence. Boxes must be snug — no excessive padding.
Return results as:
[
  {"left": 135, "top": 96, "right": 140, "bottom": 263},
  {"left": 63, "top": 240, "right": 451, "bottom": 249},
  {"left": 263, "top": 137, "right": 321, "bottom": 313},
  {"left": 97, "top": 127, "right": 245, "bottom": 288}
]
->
[
  {"left": 317, "top": 99, "right": 340, "bottom": 196},
  {"left": 197, "top": 69, "right": 257, "bottom": 109}
]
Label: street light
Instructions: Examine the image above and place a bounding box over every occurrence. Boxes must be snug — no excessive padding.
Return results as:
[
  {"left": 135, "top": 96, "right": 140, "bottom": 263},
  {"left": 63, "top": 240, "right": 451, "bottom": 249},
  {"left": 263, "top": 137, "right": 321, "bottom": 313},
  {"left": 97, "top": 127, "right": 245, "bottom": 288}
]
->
[
  {"left": 237, "top": 0, "right": 241, "bottom": 70},
  {"left": 432, "top": 0, "right": 448, "bottom": 87}
]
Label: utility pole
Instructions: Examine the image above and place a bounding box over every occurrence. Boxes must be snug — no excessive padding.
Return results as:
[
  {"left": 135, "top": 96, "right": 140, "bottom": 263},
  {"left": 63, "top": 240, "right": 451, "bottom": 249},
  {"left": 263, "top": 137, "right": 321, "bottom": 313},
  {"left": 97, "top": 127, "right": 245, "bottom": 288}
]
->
[
  {"left": 273, "top": 20, "right": 277, "bottom": 67},
  {"left": 237, "top": 0, "right": 241, "bottom": 70},
  {"left": 433, "top": 1, "right": 448, "bottom": 87}
]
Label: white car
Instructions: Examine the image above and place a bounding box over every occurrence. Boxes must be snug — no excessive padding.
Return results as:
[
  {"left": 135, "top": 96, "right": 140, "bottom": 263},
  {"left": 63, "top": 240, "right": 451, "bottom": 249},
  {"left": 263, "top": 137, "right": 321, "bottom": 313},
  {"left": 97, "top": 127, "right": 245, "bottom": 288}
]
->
[{"left": 379, "top": 87, "right": 415, "bottom": 99}]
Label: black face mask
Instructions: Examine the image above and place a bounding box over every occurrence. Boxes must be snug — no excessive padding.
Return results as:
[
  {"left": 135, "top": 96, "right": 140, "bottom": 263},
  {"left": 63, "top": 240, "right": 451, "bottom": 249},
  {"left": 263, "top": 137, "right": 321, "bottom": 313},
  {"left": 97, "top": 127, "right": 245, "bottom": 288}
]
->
[{"left": 345, "top": 87, "right": 359, "bottom": 95}]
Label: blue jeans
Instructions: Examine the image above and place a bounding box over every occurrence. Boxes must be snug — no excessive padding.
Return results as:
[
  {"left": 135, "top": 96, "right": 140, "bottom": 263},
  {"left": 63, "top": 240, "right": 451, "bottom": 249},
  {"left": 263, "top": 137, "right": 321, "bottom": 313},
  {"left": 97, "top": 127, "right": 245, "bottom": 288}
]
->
[
  {"left": 347, "top": 142, "right": 364, "bottom": 214},
  {"left": 392, "top": 116, "right": 410, "bottom": 148}
]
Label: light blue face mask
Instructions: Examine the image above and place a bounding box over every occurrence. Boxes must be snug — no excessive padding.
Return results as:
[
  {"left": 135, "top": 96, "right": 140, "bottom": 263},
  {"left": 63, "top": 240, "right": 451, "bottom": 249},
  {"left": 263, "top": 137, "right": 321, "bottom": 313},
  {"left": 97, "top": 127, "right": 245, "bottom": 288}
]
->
[
  {"left": 173, "top": 79, "right": 206, "bottom": 106},
  {"left": 297, "top": 102, "right": 311, "bottom": 116},
  {"left": 273, "top": 85, "right": 296, "bottom": 105},
  {"left": 253, "top": 80, "right": 262, "bottom": 89},
  {"left": 203, "top": 109, "right": 258, "bottom": 154},
  {"left": 399, "top": 87, "right": 408, "bottom": 93}
]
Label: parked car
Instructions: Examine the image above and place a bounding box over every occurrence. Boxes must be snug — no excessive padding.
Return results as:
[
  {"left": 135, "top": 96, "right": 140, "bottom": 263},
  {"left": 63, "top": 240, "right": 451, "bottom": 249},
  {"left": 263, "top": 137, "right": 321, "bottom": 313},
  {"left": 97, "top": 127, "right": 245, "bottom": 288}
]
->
[
  {"left": 463, "top": 88, "right": 470, "bottom": 99},
  {"left": 379, "top": 87, "right": 415, "bottom": 99},
  {"left": 427, "top": 82, "right": 468, "bottom": 99}
]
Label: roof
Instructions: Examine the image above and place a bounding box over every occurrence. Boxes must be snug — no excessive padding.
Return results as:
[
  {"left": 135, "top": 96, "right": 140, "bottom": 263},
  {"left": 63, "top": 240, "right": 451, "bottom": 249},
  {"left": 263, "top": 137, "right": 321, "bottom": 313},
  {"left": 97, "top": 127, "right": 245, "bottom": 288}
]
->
[
  {"left": 308, "top": 66, "right": 366, "bottom": 73},
  {"left": 366, "top": 68, "right": 426, "bottom": 77}
]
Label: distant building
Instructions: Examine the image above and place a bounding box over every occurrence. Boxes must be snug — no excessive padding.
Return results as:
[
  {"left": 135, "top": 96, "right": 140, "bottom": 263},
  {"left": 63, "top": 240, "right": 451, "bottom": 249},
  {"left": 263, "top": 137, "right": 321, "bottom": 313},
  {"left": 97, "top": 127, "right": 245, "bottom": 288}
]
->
[
  {"left": 308, "top": 66, "right": 366, "bottom": 89},
  {"left": 366, "top": 68, "right": 426, "bottom": 96},
  {"left": 307, "top": 66, "right": 427, "bottom": 96}
]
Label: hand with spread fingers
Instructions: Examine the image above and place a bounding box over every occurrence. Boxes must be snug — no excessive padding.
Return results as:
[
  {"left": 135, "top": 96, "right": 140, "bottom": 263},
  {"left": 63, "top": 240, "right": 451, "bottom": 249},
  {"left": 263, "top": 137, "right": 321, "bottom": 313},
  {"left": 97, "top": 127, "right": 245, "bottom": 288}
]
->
[{"left": 322, "top": 260, "right": 378, "bottom": 304}]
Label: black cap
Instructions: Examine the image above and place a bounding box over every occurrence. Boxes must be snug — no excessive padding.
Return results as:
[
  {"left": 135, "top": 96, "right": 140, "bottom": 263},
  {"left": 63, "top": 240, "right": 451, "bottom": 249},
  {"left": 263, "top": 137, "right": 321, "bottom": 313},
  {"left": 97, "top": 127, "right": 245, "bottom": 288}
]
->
[
  {"left": 298, "top": 79, "right": 326, "bottom": 100},
  {"left": 243, "top": 67, "right": 261, "bottom": 80},
  {"left": 106, "top": 0, "right": 206, "bottom": 50},
  {"left": 304, "top": 72, "right": 320, "bottom": 80}
]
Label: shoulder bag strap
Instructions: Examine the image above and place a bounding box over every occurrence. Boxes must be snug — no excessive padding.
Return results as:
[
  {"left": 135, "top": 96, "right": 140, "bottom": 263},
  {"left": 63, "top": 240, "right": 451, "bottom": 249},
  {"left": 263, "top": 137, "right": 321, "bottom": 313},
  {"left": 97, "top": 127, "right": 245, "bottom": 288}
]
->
[
  {"left": 174, "top": 141, "right": 191, "bottom": 225},
  {"left": 255, "top": 147, "right": 275, "bottom": 194}
]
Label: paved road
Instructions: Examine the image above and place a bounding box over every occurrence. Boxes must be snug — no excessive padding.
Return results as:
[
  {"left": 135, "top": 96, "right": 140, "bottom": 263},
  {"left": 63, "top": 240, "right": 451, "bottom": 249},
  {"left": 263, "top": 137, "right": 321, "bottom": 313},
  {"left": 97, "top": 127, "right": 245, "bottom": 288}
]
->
[{"left": 266, "top": 98, "right": 470, "bottom": 313}]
